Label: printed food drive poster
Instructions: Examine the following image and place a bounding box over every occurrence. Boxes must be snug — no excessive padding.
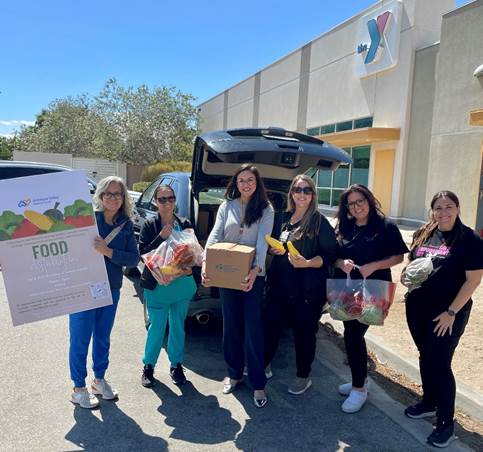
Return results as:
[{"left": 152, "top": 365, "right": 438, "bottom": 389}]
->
[{"left": 0, "top": 170, "right": 112, "bottom": 326}]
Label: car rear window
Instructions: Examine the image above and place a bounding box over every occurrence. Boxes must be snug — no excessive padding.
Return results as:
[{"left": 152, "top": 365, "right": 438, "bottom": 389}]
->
[
  {"left": 0, "top": 167, "right": 63, "bottom": 180},
  {"left": 199, "top": 188, "right": 225, "bottom": 205}
]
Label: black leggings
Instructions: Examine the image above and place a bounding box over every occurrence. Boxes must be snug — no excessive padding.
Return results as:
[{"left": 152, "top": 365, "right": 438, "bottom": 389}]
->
[
  {"left": 406, "top": 299, "right": 471, "bottom": 423},
  {"left": 264, "top": 292, "right": 323, "bottom": 378},
  {"left": 343, "top": 320, "right": 370, "bottom": 388}
]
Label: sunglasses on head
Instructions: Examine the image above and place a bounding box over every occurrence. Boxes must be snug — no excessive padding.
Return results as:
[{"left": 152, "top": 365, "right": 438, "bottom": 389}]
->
[
  {"left": 291, "top": 186, "right": 313, "bottom": 195},
  {"left": 156, "top": 196, "right": 176, "bottom": 204}
]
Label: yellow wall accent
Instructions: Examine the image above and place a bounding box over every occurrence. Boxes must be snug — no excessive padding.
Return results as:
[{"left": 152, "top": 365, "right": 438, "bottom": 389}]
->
[
  {"left": 318, "top": 127, "right": 400, "bottom": 147},
  {"left": 373, "top": 149, "right": 395, "bottom": 215}
]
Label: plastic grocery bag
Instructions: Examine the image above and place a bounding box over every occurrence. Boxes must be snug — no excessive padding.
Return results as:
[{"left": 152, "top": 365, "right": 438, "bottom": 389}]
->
[
  {"left": 400, "top": 256, "right": 433, "bottom": 292},
  {"left": 142, "top": 228, "right": 203, "bottom": 286},
  {"left": 327, "top": 275, "right": 396, "bottom": 326}
]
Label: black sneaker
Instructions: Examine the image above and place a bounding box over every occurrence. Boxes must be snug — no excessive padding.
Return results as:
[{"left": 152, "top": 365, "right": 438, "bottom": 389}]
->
[
  {"left": 427, "top": 421, "right": 456, "bottom": 448},
  {"left": 142, "top": 364, "right": 155, "bottom": 388},
  {"left": 404, "top": 402, "right": 436, "bottom": 419},
  {"left": 170, "top": 363, "right": 187, "bottom": 386}
]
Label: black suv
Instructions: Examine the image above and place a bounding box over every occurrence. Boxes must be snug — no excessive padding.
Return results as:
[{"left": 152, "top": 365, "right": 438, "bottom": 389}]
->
[{"left": 132, "top": 127, "right": 352, "bottom": 325}]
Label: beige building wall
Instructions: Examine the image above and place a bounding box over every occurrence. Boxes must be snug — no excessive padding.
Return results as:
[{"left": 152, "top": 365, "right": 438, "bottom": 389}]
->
[
  {"left": 401, "top": 44, "right": 439, "bottom": 222},
  {"left": 226, "top": 78, "right": 255, "bottom": 129},
  {"left": 198, "top": 0, "right": 456, "bottom": 222},
  {"left": 425, "top": 1, "right": 483, "bottom": 227}
]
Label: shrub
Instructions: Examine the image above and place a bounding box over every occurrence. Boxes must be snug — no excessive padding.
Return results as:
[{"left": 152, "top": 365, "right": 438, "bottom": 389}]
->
[
  {"left": 132, "top": 181, "right": 151, "bottom": 192},
  {"left": 141, "top": 160, "right": 191, "bottom": 182}
]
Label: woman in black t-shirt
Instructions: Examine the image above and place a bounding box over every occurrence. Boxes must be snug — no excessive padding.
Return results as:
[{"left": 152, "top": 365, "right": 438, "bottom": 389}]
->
[
  {"left": 264, "top": 175, "right": 337, "bottom": 395},
  {"left": 402, "top": 191, "right": 483, "bottom": 448},
  {"left": 333, "top": 184, "right": 408, "bottom": 414}
]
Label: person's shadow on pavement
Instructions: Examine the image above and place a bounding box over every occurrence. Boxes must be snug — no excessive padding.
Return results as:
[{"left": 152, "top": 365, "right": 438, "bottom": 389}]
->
[
  {"left": 152, "top": 380, "right": 241, "bottom": 444},
  {"left": 65, "top": 402, "right": 168, "bottom": 451}
]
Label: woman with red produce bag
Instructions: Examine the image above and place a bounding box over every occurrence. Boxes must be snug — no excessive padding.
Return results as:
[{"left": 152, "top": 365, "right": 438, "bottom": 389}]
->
[
  {"left": 139, "top": 185, "right": 198, "bottom": 388},
  {"left": 333, "top": 184, "right": 407, "bottom": 413},
  {"left": 402, "top": 191, "right": 482, "bottom": 448}
]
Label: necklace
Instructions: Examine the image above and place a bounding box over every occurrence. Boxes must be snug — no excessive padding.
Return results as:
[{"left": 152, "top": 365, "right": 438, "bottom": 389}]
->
[{"left": 239, "top": 200, "right": 246, "bottom": 235}]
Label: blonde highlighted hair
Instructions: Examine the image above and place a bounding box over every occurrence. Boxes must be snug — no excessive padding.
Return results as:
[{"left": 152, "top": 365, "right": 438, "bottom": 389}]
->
[{"left": 93, "top": 176, "right": 134, "bottom": 218}]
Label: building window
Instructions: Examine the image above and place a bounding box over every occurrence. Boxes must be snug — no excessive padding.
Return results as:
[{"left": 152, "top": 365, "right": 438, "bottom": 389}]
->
[
  {"left": 335, "top": 120, "right": 353, "bottom": 132},
  {"left": 320, "top": 124, "right": 335, "bottom": 134},
  {"left": 354, "top": 116, "right": 373, "bottom": 129},
  {"left": 314, "top": 145, "right": 371, "bottom": 207},
  {"left": 307, "top": 116, "right": 373, "bottom": 136}
]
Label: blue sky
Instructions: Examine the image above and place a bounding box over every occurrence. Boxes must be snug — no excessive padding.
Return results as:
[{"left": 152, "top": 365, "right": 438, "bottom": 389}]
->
[{"left": 0, "top": 0, "right": 471, "bottom": 136}]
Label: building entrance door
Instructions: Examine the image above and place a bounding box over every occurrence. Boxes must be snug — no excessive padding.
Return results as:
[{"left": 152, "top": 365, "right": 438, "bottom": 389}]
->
[{"left": 373, "top": 149, "right": 395, "bottom": 215}]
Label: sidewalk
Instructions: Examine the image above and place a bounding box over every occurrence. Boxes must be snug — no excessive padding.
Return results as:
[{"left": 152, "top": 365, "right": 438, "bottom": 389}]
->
[{"left": 321, "top": 221, "right": 483, "bottom": 422}]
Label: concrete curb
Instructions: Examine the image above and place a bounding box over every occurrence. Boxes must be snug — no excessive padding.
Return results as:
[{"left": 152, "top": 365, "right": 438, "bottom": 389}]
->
[{"left": 320, "top": 315, "right": 483, "bottom": 424}]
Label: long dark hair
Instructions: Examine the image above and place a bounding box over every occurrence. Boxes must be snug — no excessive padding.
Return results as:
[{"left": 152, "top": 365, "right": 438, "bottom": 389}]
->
[
  {"left": 412, "top": 190, "right": 465, "bottom": 250},
  {"left": 225, "top": 164, "right": 270, "bottom": 227},
  {"left": 287, "top": 174, "right": 321, "bottom": 240},
  {"left": 335, "top": 184, "right": 385, "bottom": 239}
]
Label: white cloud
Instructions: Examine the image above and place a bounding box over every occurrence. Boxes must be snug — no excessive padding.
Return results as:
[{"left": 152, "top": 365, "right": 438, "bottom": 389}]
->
[
  {"left": 0, "top": 133, "right": 14, "bottom": 138},
  {"left": 0, "top": 120, "right": 35, "bottom": 127}
]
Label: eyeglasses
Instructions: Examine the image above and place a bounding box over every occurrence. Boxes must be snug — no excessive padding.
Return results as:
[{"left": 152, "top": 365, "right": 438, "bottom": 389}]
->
[
  {"left": 156, "top": 196, "right": 176, "bottom": 204},
  {"left": 291, "top": 186, "right": 313, "bottom": 195},
  {"left": 237, "top": 177, "right": 256, "bottom": 186},
  {"left": 346, "top": 198, "right": 367, "bottom": 209},
  {"left": 103, "top": 191, "right": 123, "bottom": 200}
]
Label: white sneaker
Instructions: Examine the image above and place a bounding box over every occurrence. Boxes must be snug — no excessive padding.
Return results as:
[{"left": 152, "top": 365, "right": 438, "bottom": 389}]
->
[
  {"left": 341, "top": 389, "right": 367, "bottom": 413},
  {"left": 71, "top": 388, "right": 100, "bottom": 409},
  {"left": 338, "top": 379, "right": 370, "bottom": 396},
  {"left": 91, "top": 379, "right": 118, "bottom": 400}
]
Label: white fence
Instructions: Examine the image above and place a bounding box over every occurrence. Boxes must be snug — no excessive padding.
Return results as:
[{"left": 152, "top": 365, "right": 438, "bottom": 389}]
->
[{"left": 13, "top": 151, "right": 127, "bottom": 183}]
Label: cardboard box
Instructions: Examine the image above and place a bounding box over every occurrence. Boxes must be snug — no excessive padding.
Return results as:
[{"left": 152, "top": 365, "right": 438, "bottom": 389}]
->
[{"left": 205, "top": 242, "right": 255, "bottom": 290}]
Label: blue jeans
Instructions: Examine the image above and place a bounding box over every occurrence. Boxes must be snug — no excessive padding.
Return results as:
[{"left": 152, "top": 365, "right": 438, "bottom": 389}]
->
[
  {"left": 143, "top": 276, "right": 196, "bottom": 367},
  {"left": 69, "top": 289, "right": 120, "bottom": 388}
]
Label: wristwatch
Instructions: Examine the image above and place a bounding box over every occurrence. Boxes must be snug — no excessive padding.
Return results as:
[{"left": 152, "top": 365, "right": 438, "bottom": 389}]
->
[{"left": 447, "top": 309, "right": 456, "bottom": 317}]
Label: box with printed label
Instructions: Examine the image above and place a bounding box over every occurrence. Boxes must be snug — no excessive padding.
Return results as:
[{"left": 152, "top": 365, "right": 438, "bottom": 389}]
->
[{"left": 205, "top": 242, "right": 255, "bottom": 290}]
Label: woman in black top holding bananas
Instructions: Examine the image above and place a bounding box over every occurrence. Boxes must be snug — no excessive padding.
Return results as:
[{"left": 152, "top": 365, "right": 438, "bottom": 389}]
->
[{"left": 264, "top": 175, "right": 337, "bottom": 396}]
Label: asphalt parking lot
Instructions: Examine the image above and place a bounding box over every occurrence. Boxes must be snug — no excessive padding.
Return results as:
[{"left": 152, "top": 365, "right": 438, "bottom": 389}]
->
[{"left": 0, "top": 275, "right": 475, "bottom": 451}]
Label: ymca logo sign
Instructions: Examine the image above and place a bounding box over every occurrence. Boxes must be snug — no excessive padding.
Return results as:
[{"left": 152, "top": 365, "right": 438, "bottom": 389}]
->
[
  {"left": 357, "top": 11, "right": 391, "bottom": 64},
  {"left": 355, "top": 0, "right": 402, "bottom": 78}
]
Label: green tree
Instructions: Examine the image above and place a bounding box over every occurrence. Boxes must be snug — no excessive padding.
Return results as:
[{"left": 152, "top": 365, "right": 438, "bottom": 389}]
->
[
  {"left": 16, "top": 96, "right": 122, "bottom": 158},
  {"left": 94, "top": 78, "right": 199, "bottom": 164},
  {"left": 15, "top": 78, "right": 200, "bottom": 164},
  {"left": 0, "top": 136, "right": 15, "bottom": 160}
]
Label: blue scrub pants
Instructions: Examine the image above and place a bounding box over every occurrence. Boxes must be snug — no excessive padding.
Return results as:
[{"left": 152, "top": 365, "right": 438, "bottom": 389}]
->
[
  {"left": 69, "top": 289, "right": 120, "bottom": 388},
  {"left": 142, "top": 276, "right": 196, "bottom": 368}
]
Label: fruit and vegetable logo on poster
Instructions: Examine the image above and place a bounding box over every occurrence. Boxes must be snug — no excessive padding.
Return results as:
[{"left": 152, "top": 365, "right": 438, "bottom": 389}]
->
[
  {"left": 0, "top": 170, "right": 112, "bottom": 326},
  {"left": 0, "top": 199, "right": 95, "bottom": 241}
]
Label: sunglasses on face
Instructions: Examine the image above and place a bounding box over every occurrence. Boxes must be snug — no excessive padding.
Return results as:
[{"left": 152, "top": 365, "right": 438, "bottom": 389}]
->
[
  {"left": 346, "top": 198, "right": 367, "bottom": 209},
  {"left": 156, "top": 196, "right": 176, "bottom": 204},
  {"left": 291, "top": 186, "right": 313, "bottom": 195},
  {"left": 103, "top": 191, "right": 123, "bottom": 200}
]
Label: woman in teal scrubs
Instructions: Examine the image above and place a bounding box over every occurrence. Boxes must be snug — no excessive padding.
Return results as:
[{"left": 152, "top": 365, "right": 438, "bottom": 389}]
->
[{"left": 139, "top": 184, "right": 197, "bottom": 387}]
